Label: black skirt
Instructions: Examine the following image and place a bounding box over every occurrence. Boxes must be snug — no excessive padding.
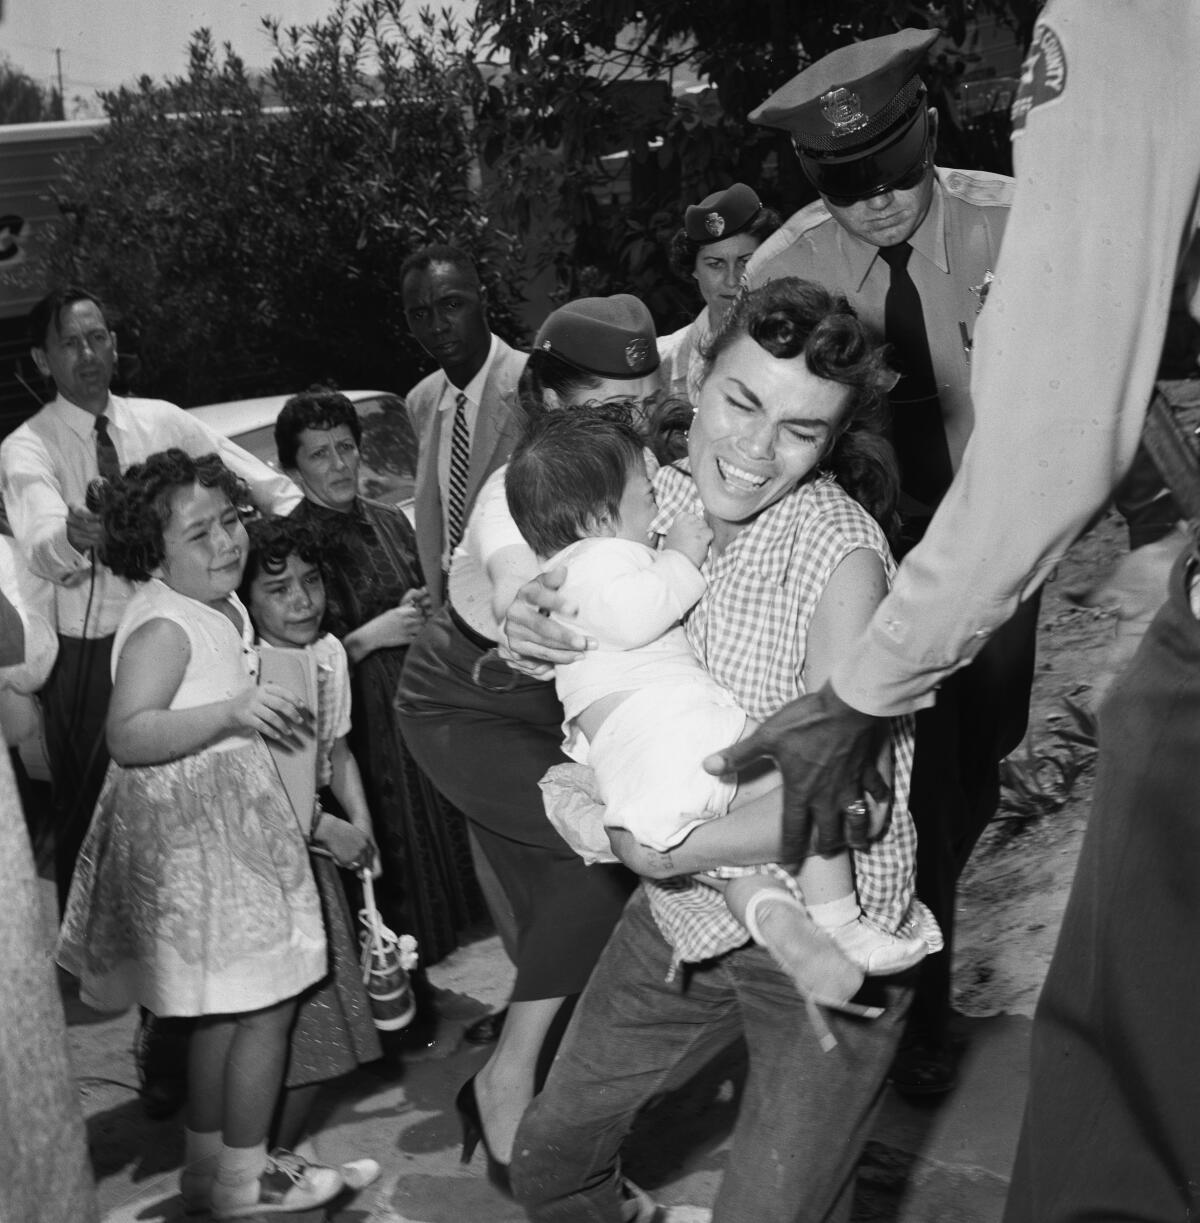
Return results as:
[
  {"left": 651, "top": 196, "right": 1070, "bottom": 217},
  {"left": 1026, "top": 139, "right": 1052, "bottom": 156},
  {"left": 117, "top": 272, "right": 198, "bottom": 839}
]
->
[{"left": 395, "top": 605, "right": 634, "bottom": 1001}]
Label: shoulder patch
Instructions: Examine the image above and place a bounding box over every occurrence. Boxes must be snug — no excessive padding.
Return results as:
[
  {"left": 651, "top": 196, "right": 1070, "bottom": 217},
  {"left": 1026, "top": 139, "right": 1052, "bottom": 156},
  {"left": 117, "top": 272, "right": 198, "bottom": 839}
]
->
[
  {"left": 940, "top": 169, "right": 1015, "bottom": 208},
  {"left": 745, "top": 201, "right": 834, "bottom": 285},
  {"left": 1011, "top": 21, "right": 1068, "bottom": 135}
]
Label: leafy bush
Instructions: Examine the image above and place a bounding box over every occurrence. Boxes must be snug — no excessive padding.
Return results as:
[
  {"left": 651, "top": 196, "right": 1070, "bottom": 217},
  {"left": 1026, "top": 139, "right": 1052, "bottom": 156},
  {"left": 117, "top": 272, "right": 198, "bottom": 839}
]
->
[
  {"left": 48, "top": 0, "right": 1039, "bottom": 403},
  {"left": 51, "top": 2, "right": 525, "bottom": 405},
  {"left": 997, "top": 698, "right": 1097, "bottom": 823}
]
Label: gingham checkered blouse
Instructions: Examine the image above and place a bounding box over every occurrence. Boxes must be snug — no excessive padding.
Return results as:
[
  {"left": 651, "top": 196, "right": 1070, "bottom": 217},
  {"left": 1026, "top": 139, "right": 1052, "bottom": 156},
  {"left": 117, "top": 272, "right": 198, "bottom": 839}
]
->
[{"left": 645, "top": 462, "right": 927, "bottom": 965}]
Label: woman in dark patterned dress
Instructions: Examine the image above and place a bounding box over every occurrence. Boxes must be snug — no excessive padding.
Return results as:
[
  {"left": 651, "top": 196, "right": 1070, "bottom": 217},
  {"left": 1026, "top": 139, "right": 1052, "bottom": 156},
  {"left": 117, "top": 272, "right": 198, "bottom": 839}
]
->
[{"left": 276, "top": 388, "right": 485, "bottom": 969}]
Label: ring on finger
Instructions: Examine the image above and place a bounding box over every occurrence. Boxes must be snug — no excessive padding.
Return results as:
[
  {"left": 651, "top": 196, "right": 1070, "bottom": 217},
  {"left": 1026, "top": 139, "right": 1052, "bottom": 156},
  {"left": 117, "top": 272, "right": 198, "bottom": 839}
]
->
[{"left": 842, "top": 798, "right": 869, "bottom": 818}]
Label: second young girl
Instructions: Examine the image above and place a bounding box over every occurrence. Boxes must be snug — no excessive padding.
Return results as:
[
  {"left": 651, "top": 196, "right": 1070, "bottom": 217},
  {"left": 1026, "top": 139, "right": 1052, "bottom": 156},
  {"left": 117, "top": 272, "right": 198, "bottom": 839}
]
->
[
  {"left": 240, "top": 514, "right": 388, "bottom": 1186},
  {"left": 56, "top": 449, "right": 344, "bottom": 1218}
]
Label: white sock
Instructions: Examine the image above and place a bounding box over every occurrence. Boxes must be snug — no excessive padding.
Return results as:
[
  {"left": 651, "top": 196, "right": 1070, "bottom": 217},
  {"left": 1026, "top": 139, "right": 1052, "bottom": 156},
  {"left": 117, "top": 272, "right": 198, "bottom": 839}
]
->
[
  {"left": 806, "top": 893, "right": 861, "bottom": 931},
  {"left": 212, "top": 1141, "right": 268, "bottom": 1207}
]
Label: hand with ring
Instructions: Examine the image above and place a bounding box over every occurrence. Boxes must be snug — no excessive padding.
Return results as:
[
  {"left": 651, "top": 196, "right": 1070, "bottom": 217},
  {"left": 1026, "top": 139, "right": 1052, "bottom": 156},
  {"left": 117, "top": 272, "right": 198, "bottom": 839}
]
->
[{"left": 704, "top": 681, "right": 892, "bottom": 860}]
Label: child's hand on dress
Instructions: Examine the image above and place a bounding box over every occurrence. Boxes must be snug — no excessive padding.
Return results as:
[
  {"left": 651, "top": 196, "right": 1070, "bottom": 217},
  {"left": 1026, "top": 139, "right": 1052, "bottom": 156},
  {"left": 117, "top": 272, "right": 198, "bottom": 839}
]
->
[
  {"left": 664, "top": 513, "right": 712, "bottom": 568},
  {"left": 229, "top": 682, "right": 313, "bottom": 747},
  {"left": 313, "top": 813, "right": 380, "bottom": 876}
]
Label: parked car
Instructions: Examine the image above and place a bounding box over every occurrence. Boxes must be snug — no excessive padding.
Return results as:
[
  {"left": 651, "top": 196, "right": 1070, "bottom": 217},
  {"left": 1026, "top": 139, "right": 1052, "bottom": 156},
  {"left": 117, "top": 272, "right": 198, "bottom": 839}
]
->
[{"left": 188, "top": 389, "right": 417, "bottom": 517}]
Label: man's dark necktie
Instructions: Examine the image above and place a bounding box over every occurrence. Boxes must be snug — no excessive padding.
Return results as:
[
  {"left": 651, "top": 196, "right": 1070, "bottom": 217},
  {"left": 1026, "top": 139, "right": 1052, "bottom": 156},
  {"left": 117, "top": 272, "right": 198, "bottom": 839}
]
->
[
  {"left": 880, "top": 241, "right": 953, "bottom": 510},
  {"left": 447, "top": 391, "right": 471, "bottom": 552},
  {"left": 93, "top": 414, "right": 121, "bottom": 483}
]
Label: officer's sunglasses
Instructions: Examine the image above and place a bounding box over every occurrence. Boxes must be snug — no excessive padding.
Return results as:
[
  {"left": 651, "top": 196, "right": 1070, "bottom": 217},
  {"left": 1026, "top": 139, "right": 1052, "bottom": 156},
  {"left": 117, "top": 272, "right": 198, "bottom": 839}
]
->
[{"left": 818, "top": 145, "right": 932, "bottom": 209}]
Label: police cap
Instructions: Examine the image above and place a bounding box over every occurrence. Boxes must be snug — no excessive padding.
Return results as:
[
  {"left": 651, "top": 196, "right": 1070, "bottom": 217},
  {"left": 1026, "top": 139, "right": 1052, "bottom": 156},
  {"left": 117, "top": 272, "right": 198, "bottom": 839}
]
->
[
  {"left": 683, "top": 183, "right": 763, "bottom": 244},
  {"left": 750, "top": 29, "right": 938, "bottom": 202},
  {"left": 534, "top": 295, "right": 660, "bottom": 379}
]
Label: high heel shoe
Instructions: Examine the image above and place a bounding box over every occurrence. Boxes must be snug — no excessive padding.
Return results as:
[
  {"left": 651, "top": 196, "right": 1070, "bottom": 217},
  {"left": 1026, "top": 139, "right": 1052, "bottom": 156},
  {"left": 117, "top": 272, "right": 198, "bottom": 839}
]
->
[{"left": 456, "top": 1075, "right": 512, "bottom": 1196}]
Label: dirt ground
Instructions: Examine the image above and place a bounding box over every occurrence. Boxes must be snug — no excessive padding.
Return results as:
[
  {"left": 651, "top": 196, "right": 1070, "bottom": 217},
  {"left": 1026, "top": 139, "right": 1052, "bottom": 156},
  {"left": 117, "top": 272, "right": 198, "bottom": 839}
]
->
[{"left": 952, "top": 511, "right": 1127, "bottom": 1019}]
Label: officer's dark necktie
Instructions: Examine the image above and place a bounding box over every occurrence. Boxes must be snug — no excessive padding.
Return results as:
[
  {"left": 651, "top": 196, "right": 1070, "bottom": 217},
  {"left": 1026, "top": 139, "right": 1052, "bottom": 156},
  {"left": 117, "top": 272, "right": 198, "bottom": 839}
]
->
[
  {"left": 880, "top": 241, "right": 953, "bottom": 509},
  {"left": 446, "top": 391, "right": 471, "bottom": 552},
  {"left": 93, "top": 413, "right": 121, "bottom": 483}
]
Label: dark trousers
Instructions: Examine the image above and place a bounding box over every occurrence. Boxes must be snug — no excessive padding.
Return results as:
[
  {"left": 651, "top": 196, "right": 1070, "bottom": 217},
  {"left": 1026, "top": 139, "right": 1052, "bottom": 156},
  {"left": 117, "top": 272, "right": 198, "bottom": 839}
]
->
[
  {"left": 1004, "top": 549, "right": 1200, "bottom": 1222},
  {"left": 1114, "top": 436, "right": 1181, "bottom": 549},
  {"left": 905, "top": 593, "right": 1041, "bottom": 1046},
  {"left": 512, "top": 888, "right": 913, "bottom": 1223},
  {"left": 41, "top": 634, "right": 113, "bottom": 909}
]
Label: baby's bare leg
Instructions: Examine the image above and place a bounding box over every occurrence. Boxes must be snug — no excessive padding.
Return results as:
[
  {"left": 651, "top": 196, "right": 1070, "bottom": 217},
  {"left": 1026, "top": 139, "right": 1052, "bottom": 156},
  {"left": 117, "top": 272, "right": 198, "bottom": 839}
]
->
[{"left": 726, "top": 717, "right": 784, "bottom": 808}]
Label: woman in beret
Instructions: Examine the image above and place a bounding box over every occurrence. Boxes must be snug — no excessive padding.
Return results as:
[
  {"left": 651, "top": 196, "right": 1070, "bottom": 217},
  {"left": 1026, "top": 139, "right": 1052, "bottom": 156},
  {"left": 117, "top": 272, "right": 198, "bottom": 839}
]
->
[
  {"left": 658, "top": 182, "right": 781, "bottom": 405},
  {"left": 395, "top": 296, "right": 662, "bottom": 1203},
  {"left": 277, "top": 389, "right": 484, "bottom": 981}
]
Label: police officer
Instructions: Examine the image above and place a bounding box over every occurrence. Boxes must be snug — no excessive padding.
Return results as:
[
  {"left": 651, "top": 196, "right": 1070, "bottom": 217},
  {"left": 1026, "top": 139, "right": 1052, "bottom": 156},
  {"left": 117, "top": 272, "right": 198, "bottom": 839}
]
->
[
  {"left": 658, "top": 183, "right": 780, "bottom": 405},
  {"left": 744, "top": 28, "right": 1040, "bottom": 1095}
]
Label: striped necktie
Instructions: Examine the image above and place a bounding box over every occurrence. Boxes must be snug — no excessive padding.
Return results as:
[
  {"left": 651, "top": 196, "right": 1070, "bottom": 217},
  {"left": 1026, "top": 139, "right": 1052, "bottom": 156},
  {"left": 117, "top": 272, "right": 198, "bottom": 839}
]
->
[
  {"left": 447, "top": 391, "right": 471, "bottom": 552},
  {"left": 94, "top": 414, "right": 121, "bottom": 482}
]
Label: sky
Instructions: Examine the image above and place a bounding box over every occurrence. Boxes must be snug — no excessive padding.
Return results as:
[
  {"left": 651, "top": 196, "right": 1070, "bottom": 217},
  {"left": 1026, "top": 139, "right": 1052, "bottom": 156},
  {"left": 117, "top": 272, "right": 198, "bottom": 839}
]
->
[{"left": 2, "top": 0, "right": 473, "bottom": 114}]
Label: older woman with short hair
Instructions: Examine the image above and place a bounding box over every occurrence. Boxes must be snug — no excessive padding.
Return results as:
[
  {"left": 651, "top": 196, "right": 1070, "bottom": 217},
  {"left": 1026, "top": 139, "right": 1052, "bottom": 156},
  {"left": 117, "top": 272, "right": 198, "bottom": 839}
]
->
[{"left": 278, "top": 388, "right": 484, "bottom": 974}]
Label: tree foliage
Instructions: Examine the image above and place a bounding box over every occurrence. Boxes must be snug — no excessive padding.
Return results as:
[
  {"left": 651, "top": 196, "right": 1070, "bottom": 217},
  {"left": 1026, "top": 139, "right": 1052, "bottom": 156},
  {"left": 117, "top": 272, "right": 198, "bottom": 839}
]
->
[
  {"left": 0, "top": 56, "right": 62, "bottom": 124},
  {"left": 476, "top": 0, "right": 1041, "bottom": 320},
  {"left": 49, "top": 0, "right": 1041, "bottom": 404},
  {"left": 51, "top": 2, "right": 523, "bottom": 406}
]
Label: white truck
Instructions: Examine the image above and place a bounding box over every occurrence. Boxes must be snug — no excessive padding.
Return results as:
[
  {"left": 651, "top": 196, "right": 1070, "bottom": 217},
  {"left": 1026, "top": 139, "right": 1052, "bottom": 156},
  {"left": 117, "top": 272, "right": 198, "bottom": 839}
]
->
[{"left": 0, "top": 118, "right": 107, "bottom": 436}]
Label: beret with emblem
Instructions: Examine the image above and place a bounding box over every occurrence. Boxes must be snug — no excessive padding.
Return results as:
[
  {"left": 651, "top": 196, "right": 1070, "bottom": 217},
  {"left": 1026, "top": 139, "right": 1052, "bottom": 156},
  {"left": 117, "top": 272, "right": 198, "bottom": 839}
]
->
[
  {"left": 750, "top": 28, "right": 938, "bottom": 200},
  {"left": 534, "top": 294, "right": 660, "bottom": 380},
  {"left": 683, "top": 183, "right": 763, "bottom": 244}
]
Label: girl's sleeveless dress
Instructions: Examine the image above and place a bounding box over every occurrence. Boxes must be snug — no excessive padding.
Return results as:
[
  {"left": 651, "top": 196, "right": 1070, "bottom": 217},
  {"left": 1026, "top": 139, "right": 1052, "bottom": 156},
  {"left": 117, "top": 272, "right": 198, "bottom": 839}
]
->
[
  {"left": 284, "top": 632, "right": 381, "bottom": 1086},
  {"left": 56, "top": 580, "right": 326, "bottom": 1017}
]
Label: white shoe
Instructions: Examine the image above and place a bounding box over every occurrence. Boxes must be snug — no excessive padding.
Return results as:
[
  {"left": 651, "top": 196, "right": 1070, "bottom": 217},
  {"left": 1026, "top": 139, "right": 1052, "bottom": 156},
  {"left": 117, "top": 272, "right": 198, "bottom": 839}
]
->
[
  {"left": 829, "top": 917, "right": 930, "bottom": 975},
  {"left": 210, "top": 1149, "right": 344, "bottom": 1218},
  {"left": 340, "top": 1157, "right": 381, "bottom": 1190}
]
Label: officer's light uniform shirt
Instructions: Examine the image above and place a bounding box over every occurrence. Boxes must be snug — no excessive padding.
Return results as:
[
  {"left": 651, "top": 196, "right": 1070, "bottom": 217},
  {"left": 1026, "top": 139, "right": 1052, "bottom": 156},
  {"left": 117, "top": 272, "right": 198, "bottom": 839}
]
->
[
  {"left": 747, "top": 170, "right": 1011, "bottom": 471},
  {"left": 657, "top": 308, "right": 715, "bottom": 407},
  {"left": 434, "top": 332, "right": 499, "bottom": 573},
  {"left": 829, "top": 1, "right": 1200, "bottom": 716},
  {"left": 0, "top": 393, "right": 301, "bottom": 638}
]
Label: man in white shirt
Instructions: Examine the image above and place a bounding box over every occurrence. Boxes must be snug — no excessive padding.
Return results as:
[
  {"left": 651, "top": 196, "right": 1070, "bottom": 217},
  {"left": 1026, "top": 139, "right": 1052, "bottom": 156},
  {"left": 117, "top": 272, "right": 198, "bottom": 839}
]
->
[
  {"left": 401, "top": 246, "right": 527, "bottom": 609},
  {"left": 1, "top": 286, "right": 300, "bottom": 1121},
  {"left": 1, "top": 286, "right": 300, "bottom": 908}
]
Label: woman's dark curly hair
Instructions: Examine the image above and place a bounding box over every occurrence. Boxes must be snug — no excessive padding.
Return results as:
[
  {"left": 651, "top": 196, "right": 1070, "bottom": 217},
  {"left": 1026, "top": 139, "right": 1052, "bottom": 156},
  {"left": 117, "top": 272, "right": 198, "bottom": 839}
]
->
[
  {"left": 667, "top": 205, "right": 783, "bottom": 282},
  {"left": 646, "top": 395, "right": 694, "bottom": 466},
  {"left": 514, "top": 350, "right": 609, "bottom": 425},
  {"left": 701, "top": 277, "right": 900, "bottom": 533},
  {"left": 88, "top": 449, "right": 252, "bottom": 582},
  {"left": 274, "top": 385, "right": 362, "bottom": 471},
  {"left": 238, "top": 514, "right": 327, "bottom": 604}
]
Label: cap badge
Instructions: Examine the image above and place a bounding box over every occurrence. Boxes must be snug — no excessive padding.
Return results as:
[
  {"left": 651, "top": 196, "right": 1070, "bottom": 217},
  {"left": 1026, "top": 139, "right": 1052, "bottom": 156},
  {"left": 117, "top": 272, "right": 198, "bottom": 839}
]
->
[
  {"left": 704, "top": 211, "right": 726, "bottom": 238},
  {"left": 625, "top": 338, "right": 651, "bottom": 369},
  {"left": 820, "top": 87, "right": 868, "bottom": 132}
]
